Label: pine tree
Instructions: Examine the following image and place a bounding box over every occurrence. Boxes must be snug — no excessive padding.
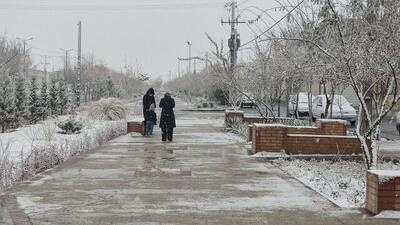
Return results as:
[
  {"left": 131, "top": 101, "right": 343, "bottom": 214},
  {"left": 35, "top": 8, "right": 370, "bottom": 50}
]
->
[
  {"left": 37, "top": 78, "right": 49, "bottom": 120},
  {"left": 28, "top": 77, "right": 40, "bottom": 124},
  {"left": 49, "top": 79, "right": 58, "bottom": 116},
  {"left": 106, "top": 78, "right": 115, "bottom": 97},
  {"left": 0, "top": 76, "right": 16, "bottom": 133},
  {"left": 14, "top": 75, "right": 28, "bottom": 125},
  {"left": 57, "top": 82, "right": 68, "bottom": 115}
]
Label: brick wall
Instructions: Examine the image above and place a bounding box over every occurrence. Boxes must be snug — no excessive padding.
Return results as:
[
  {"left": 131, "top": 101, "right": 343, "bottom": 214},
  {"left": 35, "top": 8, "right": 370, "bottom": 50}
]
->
[
  {"left": 248, "top": 125, "right": 253, "bottom": 142},
  {"left": 366, "top": 171, "right": 400, "bottom": 215},
  {"left": 285, "top": 134, "right": 362, "bottom": 155},
  {"left": 250, "top": 120, "right": 365, "bottom": 155},
  {"left": 127, "top": 121, "right": 144, "bottom": 134},
  {"left": 243, "top": 116, "right": 265, "bottom": 124},
  {"left": 225, "top": 110, "right": 244, "bottom": 124},
  {"left": 286, "top": 126, "right": 320, "bottom": 135},
  {"left": 252, "top": 124, "right": 286, "bottom": 153},
  {"left": 316, "top": 119, "right": 347, "bottom": 136}
]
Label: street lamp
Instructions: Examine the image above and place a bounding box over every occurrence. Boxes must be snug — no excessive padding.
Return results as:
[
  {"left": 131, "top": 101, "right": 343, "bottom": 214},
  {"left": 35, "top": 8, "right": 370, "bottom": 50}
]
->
[{"left": 187, "top": 41, "right": 192, "bottom": 74}]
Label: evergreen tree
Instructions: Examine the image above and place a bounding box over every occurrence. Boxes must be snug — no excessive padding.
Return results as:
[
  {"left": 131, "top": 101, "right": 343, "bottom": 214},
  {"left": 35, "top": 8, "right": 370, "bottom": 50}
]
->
[
  {"left": 0, "top": 76, "right": 16, "bottom": 133},
  {"left": 106, "top": 78, "right": 115, "bottom": 97},
  {"left": 28, "top": 77, "right": 40, "bottom": 124},
  {"left": 49, "top": 79, "right": 58, "bottom": 116},
  {"left": 37, "top": 78, "right": 49, "bottom": 120},
  {"left": 57, "top": 82, "right": 68, "bottom": 115},
  {"left": 14, "top": 75, "right": 28, "bottom": 124}
]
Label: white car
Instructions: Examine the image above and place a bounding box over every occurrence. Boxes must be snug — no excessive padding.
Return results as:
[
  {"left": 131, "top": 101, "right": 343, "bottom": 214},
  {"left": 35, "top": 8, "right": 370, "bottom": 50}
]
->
[
  {"left": 288, "top": 92, "right": 314, "bottom": 117},
  {"left": 312, "top": 95, "right": 357, "bottom": 125}
]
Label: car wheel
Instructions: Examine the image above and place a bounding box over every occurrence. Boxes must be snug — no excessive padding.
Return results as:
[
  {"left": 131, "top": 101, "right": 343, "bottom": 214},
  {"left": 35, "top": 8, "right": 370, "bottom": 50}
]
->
[
  {"left": 350, "top": 120, "right": 356, "bottom": 126},
  {"left": 320, "top": 114, "right": 325, "bottom": 118},
  {"left": 312, "top": 117, "right": 316, "bottom": 122}
]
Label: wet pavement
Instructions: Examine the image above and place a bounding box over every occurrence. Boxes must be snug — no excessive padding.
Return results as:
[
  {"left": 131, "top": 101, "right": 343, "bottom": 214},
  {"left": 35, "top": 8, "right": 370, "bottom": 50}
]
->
[{"left": 1, "top": 99, "right": 399, "bottom": 224}]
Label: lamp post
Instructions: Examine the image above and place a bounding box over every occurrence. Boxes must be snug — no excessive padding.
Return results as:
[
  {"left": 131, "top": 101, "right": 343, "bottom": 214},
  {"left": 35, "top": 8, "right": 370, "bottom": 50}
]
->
[{"left": 187, "top": 41, "right": 192, "bottom": 74}]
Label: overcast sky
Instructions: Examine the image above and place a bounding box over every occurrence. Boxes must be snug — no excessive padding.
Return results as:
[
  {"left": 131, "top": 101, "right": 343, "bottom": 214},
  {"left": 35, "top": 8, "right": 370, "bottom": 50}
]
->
[{"left": 3, "top": 0, "right": 283, "bottom": 80}]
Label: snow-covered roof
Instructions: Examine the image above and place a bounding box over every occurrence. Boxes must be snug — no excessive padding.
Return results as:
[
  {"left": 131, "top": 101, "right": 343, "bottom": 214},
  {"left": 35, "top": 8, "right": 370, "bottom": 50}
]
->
[{"left": 369, "top": 170, "right": 400, "bottom": 183}]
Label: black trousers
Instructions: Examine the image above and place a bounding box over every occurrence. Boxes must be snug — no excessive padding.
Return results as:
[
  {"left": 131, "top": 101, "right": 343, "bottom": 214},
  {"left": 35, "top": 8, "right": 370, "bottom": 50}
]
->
[{"left": 161, "top": 127, "right": 173, "bottom": 141}]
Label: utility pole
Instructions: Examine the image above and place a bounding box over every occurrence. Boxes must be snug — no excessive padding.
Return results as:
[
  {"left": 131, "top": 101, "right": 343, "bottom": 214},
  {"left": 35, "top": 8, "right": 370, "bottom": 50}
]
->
[
  {"left": 205, "top": 52, "right": 209, "bottom": 70},
  {"left": 193, "top": 58, "right": 197, "bottom": 74},
  {"left": 17, "top": 37, "right": 33, "bottom": 77},
  {"left": 177, "top": 58, "right": 181, "bottom": 78},
  {"left": 221, "top": 1, "right": 244, "bottom": 70},
  {"left": 60, "top": 48, "right": 73, "bottom": 81},
  {"left": 77, "top": 21, "right": 82, "bottom": 107},
  {"left": 42, "top": 55, "right": 49, "bottom": 81},
  {"left": 187, "top": 41, "right": 192, "bottom": 74}
]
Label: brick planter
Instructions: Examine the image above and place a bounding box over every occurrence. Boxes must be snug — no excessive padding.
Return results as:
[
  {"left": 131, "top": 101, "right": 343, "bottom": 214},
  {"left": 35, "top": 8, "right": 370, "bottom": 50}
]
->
[
  {"left": 252, "top": 124, "right": 286, "bottom": 153},
  {"left": 250, "top": 120, "right": 367, "bottom": 155},
  {"left": 127, "top": 120, "right": 144, "bottom": 135},
  {"left": 316, "top": 119, "right": 347, "bottom": 136},
  {"left": 224, "top": 110, "right": 244, "bottom": 124},
  {"left": 285, "top": 134, "right": 362, "bottom": 155},
  {"left": 248, "top": 125, "right": 253, "bottom": 142},
  {"left": 243, "top": 116, "right": 265, "bottom": 124},
  {"left": 366, "top": 170, "right": 400, "bottom": 215}
]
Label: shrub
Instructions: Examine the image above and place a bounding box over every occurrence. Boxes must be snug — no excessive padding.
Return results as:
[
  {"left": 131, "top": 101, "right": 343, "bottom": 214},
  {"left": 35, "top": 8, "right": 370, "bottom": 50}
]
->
[
  {"left": 57, "top": 116, "right": 83, "bottom": 134},
  {"left": 225, "top": 116, "right": 248, "bottom": 138},
  {"left": 88, "top": 98, "right": 127, "bottom": 120}
]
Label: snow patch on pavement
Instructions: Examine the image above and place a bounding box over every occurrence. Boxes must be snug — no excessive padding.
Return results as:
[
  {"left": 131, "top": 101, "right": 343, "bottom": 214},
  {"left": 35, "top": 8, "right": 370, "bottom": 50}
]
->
[
  {"left": 17, "top": 196, "right": 62, "bottom": 216},
  {"left": 375, "top": 210, "right": 400, "bottom": 219}
]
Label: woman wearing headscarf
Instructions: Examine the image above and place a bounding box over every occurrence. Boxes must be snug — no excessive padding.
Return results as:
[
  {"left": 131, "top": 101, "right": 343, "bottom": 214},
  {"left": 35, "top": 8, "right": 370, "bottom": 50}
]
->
[
  {"left": 159, "top": 93, "right": 176, "bottom": 142},
  {"left": 143, "top": 88, "right": 156, "bottom": 134}
]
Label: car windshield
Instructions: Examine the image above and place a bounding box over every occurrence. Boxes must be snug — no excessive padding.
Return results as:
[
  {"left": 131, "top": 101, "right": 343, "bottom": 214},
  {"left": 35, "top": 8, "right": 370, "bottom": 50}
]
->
[
  {"left": 293, "top": 93, "right": 312, "bottom": 103},
  {"left": 332, "top": 96, "right": 349, "bottom": 106}
]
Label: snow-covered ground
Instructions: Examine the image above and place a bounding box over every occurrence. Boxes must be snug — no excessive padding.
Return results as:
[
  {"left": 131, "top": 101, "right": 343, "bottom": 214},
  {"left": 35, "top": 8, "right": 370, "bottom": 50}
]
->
[
  {"left": 0, "top": 99, "right": 140, "bottom": 190},
  {"left": 272, "top": 158, "right": 400, "bottom": 208},
  {"left": 225, "top": 117, "right": 400, "bottom": 209}
]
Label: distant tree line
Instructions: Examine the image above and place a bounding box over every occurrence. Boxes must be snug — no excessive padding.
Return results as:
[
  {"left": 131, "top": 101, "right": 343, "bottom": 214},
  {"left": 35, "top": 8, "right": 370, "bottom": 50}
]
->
[{"left": 0, "top": 35, "right": 148, "bottom": 133}]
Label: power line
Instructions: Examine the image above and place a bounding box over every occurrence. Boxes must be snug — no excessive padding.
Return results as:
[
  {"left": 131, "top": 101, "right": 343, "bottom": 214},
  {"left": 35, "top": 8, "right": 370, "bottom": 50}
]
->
[
  {"left": 239, "top": 0, "right": 306, "bottom": 49},
  {"left": 0, "top": 2, "right": 226, "bottom": 11}
]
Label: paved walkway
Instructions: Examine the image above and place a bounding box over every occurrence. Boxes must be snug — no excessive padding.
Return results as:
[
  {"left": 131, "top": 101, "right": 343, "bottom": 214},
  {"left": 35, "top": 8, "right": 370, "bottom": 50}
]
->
[{"left": 1, "top": 100, "right": 398, "bottom": 224}]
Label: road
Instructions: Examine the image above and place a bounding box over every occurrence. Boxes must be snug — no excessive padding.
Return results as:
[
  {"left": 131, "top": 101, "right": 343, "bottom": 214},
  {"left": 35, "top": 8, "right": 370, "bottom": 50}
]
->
[{"left": 0, "top": 99, "right": 398, "bottom": 224}]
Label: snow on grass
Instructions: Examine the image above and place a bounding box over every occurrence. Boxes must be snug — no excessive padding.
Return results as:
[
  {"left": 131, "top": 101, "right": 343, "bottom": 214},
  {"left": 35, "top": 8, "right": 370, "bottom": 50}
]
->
[
  {"left": 0, "top": 100, "right": 137, "bottom": 190},
  {"left": 272, "top": 158, "right": 400, "bottom": 208}
]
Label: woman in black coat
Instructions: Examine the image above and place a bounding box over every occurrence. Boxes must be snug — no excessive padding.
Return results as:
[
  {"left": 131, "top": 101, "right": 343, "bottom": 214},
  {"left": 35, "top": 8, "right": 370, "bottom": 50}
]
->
[
  {"left": 159, "top": 93, "right": 176, "bottom": 142},
  {"left": 143, "top": 88, "right": 156, "bottom": 116},
  {"left": 143, "top": 88, "right": 156, "bottom": 134}
]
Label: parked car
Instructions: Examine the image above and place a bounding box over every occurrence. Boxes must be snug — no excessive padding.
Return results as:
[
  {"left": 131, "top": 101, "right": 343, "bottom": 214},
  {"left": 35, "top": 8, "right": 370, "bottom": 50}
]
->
[
  {"left": 288, "top": 92, "right": 314, "bottom": 117},
  {"left": 240, "top": 96, "right": 257, "bottom": 108},
  {"left": 312, "top": 95, "right": 357, "bottom": 125}
]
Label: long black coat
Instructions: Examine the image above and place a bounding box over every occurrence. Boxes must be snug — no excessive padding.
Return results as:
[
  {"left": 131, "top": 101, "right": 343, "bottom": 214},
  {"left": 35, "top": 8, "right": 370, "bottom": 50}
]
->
[
  {"left": 143, "top": 94, "right": 156, "bottom": 117},
  {"left": 159, "top": 96, "right": 176, "bottom": 129}
]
